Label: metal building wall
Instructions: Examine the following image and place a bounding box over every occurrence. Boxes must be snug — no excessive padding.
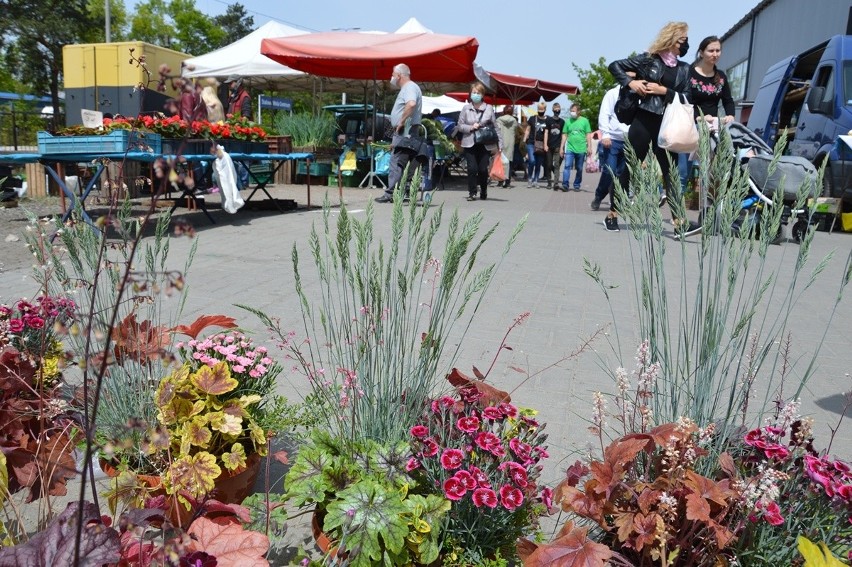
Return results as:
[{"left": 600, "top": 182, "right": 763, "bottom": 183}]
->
[{"left": 719, "top": 0, "right": 850, "bottom": 105}]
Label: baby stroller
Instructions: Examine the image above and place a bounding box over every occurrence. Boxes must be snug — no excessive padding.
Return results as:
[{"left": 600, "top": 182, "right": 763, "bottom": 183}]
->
[{"left": 703, "top": 122, "right": 819, "bottom": 243}]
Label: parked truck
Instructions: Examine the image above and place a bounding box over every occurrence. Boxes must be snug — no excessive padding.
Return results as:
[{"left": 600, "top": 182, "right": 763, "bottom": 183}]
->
[{"left": 747, "top": 35, "right": 852, "bottom": 206}]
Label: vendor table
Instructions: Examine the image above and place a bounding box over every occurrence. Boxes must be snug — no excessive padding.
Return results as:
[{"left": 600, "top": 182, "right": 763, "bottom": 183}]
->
[{"left": 0, "top": 151, "right": 314, "bottom": 228}]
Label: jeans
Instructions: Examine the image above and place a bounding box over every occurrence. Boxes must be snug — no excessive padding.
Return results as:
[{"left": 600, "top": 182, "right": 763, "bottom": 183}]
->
[
  {"left": 593, "top": 139, "right": 626, "bottom": 202},
  {"left": 526, "top": 143, "right": 543, "bottom": 182},
  {"left": 678, "top": 152, "right": 691, "bottom": 193},
  {"left": 562, "top": 152, "right": 585, "bottom": 188}
]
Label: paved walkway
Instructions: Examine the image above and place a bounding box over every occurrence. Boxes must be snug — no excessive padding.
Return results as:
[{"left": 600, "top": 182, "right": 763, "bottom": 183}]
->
[{"left": 1, "top": 171, "right": 850, "bottom": 554}]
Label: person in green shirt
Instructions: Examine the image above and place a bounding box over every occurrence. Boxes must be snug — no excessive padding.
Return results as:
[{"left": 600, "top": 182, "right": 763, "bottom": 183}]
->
[{"left": 559, "top": 104, "right": 593, "bottom": 192}]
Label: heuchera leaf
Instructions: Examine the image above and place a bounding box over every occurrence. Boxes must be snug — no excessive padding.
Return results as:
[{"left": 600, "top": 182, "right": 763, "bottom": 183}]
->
[
  {"left": 171, "top": 314, "right": 239, "bottom": 339},
  {"left": 191, "top": 362, "right": 238, "bottom": 395},
  {"left": 167, "top": 452, "right": 221, "bottom": 500},
  {"left": 283, "top": 445, "right": 334, "bottom": 507},
  {"left": 445, "top": 367, "right": 511, "bottom": 405},
  {"left": 0, "top": 501, "right": 120, "bottom": 567},
  {"left": 324, "top": 478, "right": 409, "bottom": 567},
  {"left": 522, "top": 520, "right": 612, "bottom": 567},
  {"left": 187, "top": 515, "right": 270, "bottom": 567},
  {"left": 111, "top": 313, "right": 171, "bottom": 364}
]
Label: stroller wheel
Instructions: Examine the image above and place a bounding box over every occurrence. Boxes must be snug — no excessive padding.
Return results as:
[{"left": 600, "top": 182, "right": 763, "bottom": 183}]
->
[{"left": 792, "top": 219, "right": 808, "bottom": 243}]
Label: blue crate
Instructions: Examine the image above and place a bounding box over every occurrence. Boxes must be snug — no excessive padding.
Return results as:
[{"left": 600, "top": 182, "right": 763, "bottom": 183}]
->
[{"left": 37, "top": 130, "right": 162, "bottom": 155}]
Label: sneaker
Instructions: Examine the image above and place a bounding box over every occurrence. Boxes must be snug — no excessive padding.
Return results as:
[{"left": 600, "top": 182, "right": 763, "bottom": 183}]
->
[
  {"left": 561, "top": 185, "right": 569, "bottom": 192},
  {"left": 481, "top": 192, "right": 487, "bottom": 200},
  {"left": 590, "top": 198, "right": 601, "bottom": 211},
  {"left": 532, "top": 181, "right": 539, "bottom": 188},
  {"left": 604, "top": 216, "right": 620, "bottom": 232},
  {"left": 546, "top": 182, "right": 552, "bottom": 189},
  {"left": 527, "top": 181, "right": 533, "bottom": 188},
  {"left": 675, "top": 220, "right": 702, "bottom": 239},
  {"left": 466, "top": 194, "right": 476, "bottom": 201},
  {"left": 658, "top": 193, "right": 668, "bottom": 207},
  {"left": 573, "top": 186, "right": 581, "bottom": 192},
  {"left": 374, "top": 195, "right": 393, "bottom": 203}
]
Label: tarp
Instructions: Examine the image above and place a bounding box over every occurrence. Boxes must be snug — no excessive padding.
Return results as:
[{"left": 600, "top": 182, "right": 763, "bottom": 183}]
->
[
  {"left": 260, "top": 32, "right": 479, "bottom": 84},
  {"left": 422, "top": 95, "right": 465, "bottom": 115},
  {"left": 182, "top": 21, "right": 316, "bottom": 89}
]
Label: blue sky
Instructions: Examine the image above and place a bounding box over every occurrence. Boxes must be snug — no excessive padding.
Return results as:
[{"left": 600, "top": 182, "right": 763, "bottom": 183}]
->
[{"left": 124, "top": 0, "right": 754, "bottom": 93}]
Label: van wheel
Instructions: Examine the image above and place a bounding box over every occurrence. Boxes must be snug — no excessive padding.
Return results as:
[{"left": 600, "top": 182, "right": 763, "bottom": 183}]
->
[{"left": 820, "top": 162, "right": 833, "bottom": 197}]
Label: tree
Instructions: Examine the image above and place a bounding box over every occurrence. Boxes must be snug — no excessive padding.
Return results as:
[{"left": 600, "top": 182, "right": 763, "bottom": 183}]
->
[
  {"left": 128, "top": 0, "right": 230, "bottom": 56},
  {"left": 85, "top": 0, "right": 130, "bottom": 43},
  {"left": 571, "top": 56, "right": 618, "bottom": 131},
  {"left": 0, "top": 0, "right": 97, "bottom": 130},
  {"left": 213, "top": 4, "right": 255, "bottom": 49}
]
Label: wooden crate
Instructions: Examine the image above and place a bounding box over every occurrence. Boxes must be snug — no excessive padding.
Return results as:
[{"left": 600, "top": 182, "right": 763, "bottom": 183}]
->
[{"left": 25, "top": 163, "right": 48, "bottom": 197}]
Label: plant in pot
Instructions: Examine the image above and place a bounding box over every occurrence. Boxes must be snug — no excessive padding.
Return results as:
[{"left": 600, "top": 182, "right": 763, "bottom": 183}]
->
[
  {"left": 273, "top": 111, "right": 339, "bottom": 161},
  {"left": 407, "top": 373, "right": 551, "bottom": 566},
  {"left": 286, "top": 429, "right": 451, "bottom": 567}
]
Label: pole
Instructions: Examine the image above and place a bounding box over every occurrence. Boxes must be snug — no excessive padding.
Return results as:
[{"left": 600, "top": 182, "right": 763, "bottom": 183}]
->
[{"left": 105, "top": 0, "right": 111, "bottom": 42}]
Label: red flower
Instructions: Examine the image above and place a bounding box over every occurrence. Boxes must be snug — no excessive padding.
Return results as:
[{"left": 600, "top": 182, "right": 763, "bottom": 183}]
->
[
  {"left": 509, "top": 437, "right": 532, "bottom": 460},
  {"left": 498, "top": 402, "right": 518, "bottom": 418},
  {"left": 440, "top": 448, "right": 464, "bottom": 470},
  {"left": 459, "top": 386, "right": 483, "bottom": 403},
  {"left": 762, "top": 443, "right": 790, "bottom": 461},
  {"left": 24, "top": 315, "right": 45, "bottom": 329},
  {"left": 836, "top": 484, "right": 852, "bottom": 501},
  {"left": 541, "top": 486, "right": 554, "bottom": 513},
  {"left": 744, "top": 428, "right": 763, "bottom": 446},
  {"left": 805, "top": 455, "right": 833, "bottom": 490},
  {"left": 410, "top": 425, "right": 430, "bottom": 439},
  {"left": 456, "top": 415, "right": 480, "bottom": 433},
  {"left": 9, "top": 319, "right": 24, "bottom": 333},
  {"left": 474, "top": 431, "right": 501, "bottom": 451},
  {"left": 443, "top": 477, "right": 466, "bottom": 501},
  {"left": 761, "top": 501, "right": 784, "bottom": 526},
  {"left": 499, "top": 485, "right": 524, "bottom": 510},
  {"left": 482, "top": 406, "right": 503, "bottom": 420},
  {"left": 469, "top": 465, "right": 491, "bottom": 488},
  {"left": 431, "top": 396, "right": 456, "bottom": 413},
  {"left": 472, "top": 487, "right": 498, "bottom": 508},
  {"left": 405, "top": 458, "right": 420, "bottom": 472},
  {"left": 500, "top": 462, "right": 529, "bottom": 487},
  {"left": 454, "top": 470, "right": 477, "bottom": 491},
  {"left": 421, "top": 438, "right": 439, "bottom": 458}
]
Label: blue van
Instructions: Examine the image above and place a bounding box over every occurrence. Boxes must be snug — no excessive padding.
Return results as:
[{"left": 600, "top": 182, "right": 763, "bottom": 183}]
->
[{"left": 747, "top": 35, "right": 852, "bottom": 204}]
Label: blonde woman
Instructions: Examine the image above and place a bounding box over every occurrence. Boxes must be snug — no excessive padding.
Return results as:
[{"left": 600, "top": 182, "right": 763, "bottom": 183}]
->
[
  {"left": 607, "top": 21, "right": 699, "bottom": 236},
  {"left": 456, "top": 81, "right": 502, "bottom": 201},
  {"left": 201, "top": 85, "right": 225, "bottom": 123}
]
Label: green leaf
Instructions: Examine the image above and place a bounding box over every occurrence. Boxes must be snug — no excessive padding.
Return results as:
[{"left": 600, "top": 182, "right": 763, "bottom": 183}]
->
[
  {"left": 0, "top": 452, "right": 7, "bottom": 506},
  {"left": 325, "top": 479, "right": 409, "bottom": 565},
  {"left": 403, "top": 494, "right": 450, "bottom": 565},
  {"left": 284, "top": 445, "right": 334, "bottom": 507}
]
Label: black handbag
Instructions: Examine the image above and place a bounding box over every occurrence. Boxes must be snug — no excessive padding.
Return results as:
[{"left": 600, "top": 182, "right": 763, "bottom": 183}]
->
[
  {"left": 614, "top": 83, "right": 640, "bottom": 125},
  {"left": 473, "top": 124, "right": 498, "bottom": 145},
  {"left": 472, "top": 107, "right": 498, "bottom": 145}
]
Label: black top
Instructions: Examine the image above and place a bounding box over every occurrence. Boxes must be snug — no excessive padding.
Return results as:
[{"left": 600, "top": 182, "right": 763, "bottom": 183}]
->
[
  {"left": 527, "top": 116, "right": 547, "bottom": 141},
  {"left": 546, "top": 116, "right": 565, "bottom": 149},
  {"left": 687, "top": 66, "right": 735, "bottom": 119}
]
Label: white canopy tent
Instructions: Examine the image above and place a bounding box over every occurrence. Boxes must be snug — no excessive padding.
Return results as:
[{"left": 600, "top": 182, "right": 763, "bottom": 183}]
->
[{"left": 422, "top": 95, "right": 464, "bottom": 115}]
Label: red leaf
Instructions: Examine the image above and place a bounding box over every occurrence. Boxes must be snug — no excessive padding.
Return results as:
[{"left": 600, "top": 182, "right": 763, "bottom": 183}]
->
[
  {"left": 472, "top": 366, "right": 486, "bottom": 381},
  {"left": 171, "top": 315, "right": 239, "bottom": 339},
  {"left": 718, "top": 452, "right": 737, "bottom": 478},
  {"left": 112, "top": 314, "right": 172, "bottom": 364},
  {"left": 200, "top": 499, "right": 253, "bottom": 524},
  {"left": 508, "top": 366, "right": 527, "bottom": 374},
  {"left": 445, "top": 368, "right": 511, "bottom": 405},
  {"left": 523, "top": 521, "right": 612, "bottom": 567},
  {"left": 187, "top": 516, "right": 270, "bottom": 567}
]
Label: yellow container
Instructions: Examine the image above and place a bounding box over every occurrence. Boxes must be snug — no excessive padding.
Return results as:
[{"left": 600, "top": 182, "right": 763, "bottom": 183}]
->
[
  {"left": 63, "top": 42, "right": 189, "bottom": 96},
  {"left": 841, "top": 212, "right": 852, "bottom": 232}
]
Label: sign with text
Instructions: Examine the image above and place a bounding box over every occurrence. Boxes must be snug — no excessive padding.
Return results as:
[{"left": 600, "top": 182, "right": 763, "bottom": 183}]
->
[{"left": 259, "top": 95, "right": 293, "bottom": 111}]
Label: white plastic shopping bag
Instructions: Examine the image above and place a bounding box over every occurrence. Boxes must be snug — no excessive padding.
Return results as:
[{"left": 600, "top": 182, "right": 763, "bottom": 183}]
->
[{"left": 658, "top": 94, "right": 699, "bottom": 153}]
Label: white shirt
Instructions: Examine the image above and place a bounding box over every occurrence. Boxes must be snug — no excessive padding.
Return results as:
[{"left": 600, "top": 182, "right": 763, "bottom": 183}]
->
[{"left": 598, "top": 86, "right": 630, "bottom": 142}]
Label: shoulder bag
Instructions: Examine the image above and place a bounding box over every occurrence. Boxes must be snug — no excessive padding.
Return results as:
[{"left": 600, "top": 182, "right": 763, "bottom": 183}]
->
[
  {"left": 473, "top": 107, "right": 499, "bottom": 145},
  {"left": 614, "top": 84, "right": 640, "bottom": 125}
]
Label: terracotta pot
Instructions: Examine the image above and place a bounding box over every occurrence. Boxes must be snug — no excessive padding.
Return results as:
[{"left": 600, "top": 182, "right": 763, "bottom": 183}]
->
[
  {"left": 100, "top": 452, "right": 262, "bottom": 526},
  {"left": 312, "top": 509, "right": 345, "bottom": 561}
]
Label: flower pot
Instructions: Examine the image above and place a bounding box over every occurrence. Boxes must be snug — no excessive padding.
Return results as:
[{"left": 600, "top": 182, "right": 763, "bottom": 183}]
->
[
  {"left": 312, "top": 509, "right": 346, "bottom": 562},
  {"left": 100, "top": 452, "right": 261, "bottom": 525}
]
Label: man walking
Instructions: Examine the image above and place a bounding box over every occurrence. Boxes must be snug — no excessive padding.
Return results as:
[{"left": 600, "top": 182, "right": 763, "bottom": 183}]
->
[
  {"left": 559, "top": 104, "right": 592, "bottom": 192},
  {"left": 591, "top": 85, "right": 630, "bottom": 210},
  {"left": 544, "top": 103, "right": 565, "bottom": 189},
  {"left": 376, "top": 63, "right": 425, "bottom": 203}
]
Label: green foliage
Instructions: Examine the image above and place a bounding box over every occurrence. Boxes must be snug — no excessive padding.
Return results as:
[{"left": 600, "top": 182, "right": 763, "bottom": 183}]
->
[
  {"left": 571, "top": 56, "right": 616, "bottom": 131},
  {"left": 212, "top": 4, "right": 255, "bottom": 48},
  {"left": 85, "top": 0, "right": 129, "bottom": 42},
  {"left": 272, "top": 111, "right": 339, "bottom": 148},
  {"left": 285, "top": 430, "right": 450, "bottom": 566},
  {"left": 243, "top": 188, "right": 526, "bottom": 451}
]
